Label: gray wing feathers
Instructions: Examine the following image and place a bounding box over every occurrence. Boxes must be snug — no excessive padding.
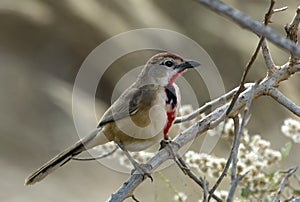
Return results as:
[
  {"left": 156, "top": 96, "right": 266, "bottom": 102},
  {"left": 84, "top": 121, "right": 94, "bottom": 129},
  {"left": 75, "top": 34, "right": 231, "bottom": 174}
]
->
[{"left": 98, "top": 84, "right": 158, "bottom": 127}]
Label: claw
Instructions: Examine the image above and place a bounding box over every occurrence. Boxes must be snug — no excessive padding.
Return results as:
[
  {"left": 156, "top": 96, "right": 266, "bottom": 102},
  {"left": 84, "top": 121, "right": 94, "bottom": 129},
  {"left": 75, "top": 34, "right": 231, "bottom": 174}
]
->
[
  {"left": 159, "top": 138, "right": 180, "bottom": 150},
  {"left": 131, "top": 163, "right": 153, "bottom": 182}
]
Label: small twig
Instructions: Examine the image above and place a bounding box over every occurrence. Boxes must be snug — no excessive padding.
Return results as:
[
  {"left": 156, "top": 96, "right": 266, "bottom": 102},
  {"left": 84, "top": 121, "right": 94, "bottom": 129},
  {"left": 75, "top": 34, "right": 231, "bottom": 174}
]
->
[
  {"left": 202, "top": 177, "right": 209, "bottom": 202},
  {"left": 174, "top": 84, "right": 243, "bottom": 124},
  {"left": 273, "top": 167, "right": 298, "bottom": 202},
  {"left": 273, "top": 6, "right": 288, "bottom": 13},
  {"left": 226, "top": 0, "right": 275, "bottom": 115},
  {"left": 208, "top": 116, "right": 239, "bottom": 199},
  {"left": 285, "top": 6, "right": 300, "bottom": 63},
  {"left": 175, "top": 156, "right": 222, "bottom": 202},
  {"left": 226, "top": 82, "right": 258, "bottom": 201},
  {"left": 268, "top": 88, "right": 300, "bottom": 117},
  {"left": 262, "top": 4, "right": 288, "bottom": 74},
  {"left": 285, "top": 6, "right": 300, "bottom": 43},
  {"left": 226, "top": 171, "right": 249, "bottom": 202},
  {"left": 230, "top": 116, "right": 240, "bottom": 182},
  {"left": 262, "top": 39, "right": 276, "bottom": 74},
  {"left": 72, "top": 146, "right": 118, "bottom": 161}
]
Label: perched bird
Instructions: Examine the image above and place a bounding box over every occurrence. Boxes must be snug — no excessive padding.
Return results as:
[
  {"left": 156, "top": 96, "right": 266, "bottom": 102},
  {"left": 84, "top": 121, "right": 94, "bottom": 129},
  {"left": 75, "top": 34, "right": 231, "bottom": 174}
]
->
[{"left": 25, "top": 52, "right": 200, "bottom": 185}]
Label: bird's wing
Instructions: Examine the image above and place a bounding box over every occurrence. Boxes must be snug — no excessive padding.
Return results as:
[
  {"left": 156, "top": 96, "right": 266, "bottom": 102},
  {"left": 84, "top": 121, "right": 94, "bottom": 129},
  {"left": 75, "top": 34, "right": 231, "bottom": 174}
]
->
[{"left": 97, "top": 84, "right": 159, "bottom": 127}]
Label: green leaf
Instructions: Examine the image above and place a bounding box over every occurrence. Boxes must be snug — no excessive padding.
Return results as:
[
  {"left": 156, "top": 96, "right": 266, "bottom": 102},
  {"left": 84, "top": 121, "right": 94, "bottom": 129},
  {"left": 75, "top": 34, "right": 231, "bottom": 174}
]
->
[
  {"left": 280, "top": 142, "right": 292, "bottom": 159},
  {"left": 241, "top": 187, "right": 252, "bottom": 198}
]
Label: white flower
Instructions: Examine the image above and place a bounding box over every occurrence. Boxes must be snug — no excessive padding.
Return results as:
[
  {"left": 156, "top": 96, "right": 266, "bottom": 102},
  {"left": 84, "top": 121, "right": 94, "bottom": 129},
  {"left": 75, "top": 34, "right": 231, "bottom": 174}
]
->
[
  {"left": 281, "top": 118, "right": 300, "bottom": 143},
  {"left": 174, "top": 192, "right": 187, "bottom": 202}
]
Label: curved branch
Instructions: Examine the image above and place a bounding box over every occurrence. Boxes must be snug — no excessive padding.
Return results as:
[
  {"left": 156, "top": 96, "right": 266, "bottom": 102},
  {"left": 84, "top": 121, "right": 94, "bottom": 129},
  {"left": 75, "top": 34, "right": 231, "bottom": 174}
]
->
[{"left": 273, "top": 167, "right": 298, "bottom": 202}]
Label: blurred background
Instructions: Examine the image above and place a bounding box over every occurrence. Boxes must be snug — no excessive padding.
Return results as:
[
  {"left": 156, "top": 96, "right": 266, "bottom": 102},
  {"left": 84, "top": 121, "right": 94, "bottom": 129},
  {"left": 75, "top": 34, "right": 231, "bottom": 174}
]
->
[{"left": 1, "top": 0, "right": 300, "bottom": 201}]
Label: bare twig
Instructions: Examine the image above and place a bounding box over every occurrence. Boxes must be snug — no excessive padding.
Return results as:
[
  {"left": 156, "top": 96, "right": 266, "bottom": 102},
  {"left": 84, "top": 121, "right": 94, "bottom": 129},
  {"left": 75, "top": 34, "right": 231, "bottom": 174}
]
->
[
  {"left": 209, "top": 116, "right": 239, "bottom": 199},
  {"left": 72, "top": 146, "right": 118, "bottom": 161},
  {"left": 226, "top": 171, "right": 249, "bottom": 202},
  {"left": 174, "top": 85, "right": 240, "bottom": 124},
  {"left": 261, "top": 39, "right": 276, "bottom": 74},
  {"left": 226, "top": 0, "right": 275, "bottom": 115},
  {"left": 273, "top": 6, "right": 288, "bottom": 13},
  {"left": 285, "top": 6, "right": 300, "bottom": 63},
  {"left": 273, "top": 167, "right": 298, "bottom": 202},
  {"left": 195, "top": 0, "right": 300, "bottom": 56},
  {"left": 175, "top": 156, "right": 222, "bottom": 202},
  {"left": 202, "top": 177, "right": 209, "bottom": 202},
  {"left": 286, "top": 6, "right": 300, "bottom": 43},
  {"left": 268, "top": 88, "right": 300, "bottom": 117},
  {"left": 226, "top": 82, "right": 258, "bottom": 201}
]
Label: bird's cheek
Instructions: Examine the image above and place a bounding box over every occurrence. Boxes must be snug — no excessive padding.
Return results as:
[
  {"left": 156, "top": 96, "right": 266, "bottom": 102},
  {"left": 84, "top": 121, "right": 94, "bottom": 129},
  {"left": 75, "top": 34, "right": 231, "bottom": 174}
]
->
[{"left": 148, "top": 67, "right": 167, "bottom": 79}]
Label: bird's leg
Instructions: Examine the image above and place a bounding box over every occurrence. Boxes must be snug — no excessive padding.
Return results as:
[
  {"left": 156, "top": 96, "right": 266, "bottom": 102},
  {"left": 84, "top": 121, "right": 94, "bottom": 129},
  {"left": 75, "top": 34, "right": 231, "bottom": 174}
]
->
[
  {"left": 159, "top": 137, "right": 188, "bottom": 173},
  {"left": 115, "top": 141, "right": 153, "bottom": 181}
]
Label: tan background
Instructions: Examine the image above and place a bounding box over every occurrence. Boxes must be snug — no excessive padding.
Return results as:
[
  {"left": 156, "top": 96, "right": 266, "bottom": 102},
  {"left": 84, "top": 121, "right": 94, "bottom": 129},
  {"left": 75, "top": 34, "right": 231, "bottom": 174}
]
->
[{"left": 1, "top": 0, "right": 299, "bottom": 201}]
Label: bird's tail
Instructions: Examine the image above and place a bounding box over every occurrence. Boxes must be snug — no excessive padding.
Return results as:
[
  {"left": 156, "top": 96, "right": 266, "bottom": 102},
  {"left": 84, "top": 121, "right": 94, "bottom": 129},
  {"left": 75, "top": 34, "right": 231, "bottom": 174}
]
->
[{"left": 24, "top": 128, "right": 101, "bottom": 185}]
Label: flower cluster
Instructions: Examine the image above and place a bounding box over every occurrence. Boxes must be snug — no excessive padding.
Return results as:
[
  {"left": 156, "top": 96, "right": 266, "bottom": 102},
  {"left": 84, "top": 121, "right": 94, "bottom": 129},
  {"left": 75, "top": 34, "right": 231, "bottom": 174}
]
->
[
  {"left": 281, "top": 118, "right": 300, "bottom": 143},
  {"left": 185, "top": 119, "right": 283, "bottom": 200}
]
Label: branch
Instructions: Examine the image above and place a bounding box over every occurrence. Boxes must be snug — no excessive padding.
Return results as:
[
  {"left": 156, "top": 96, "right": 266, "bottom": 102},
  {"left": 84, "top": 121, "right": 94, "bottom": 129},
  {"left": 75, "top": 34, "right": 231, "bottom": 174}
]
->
[
  {"left": 209, "top": 117, "right": 238, "bottom": 199},
  {"left": 273, "top": 167, "right": 298, "bottom": 202},
  {"left": 226, "top": 0, "right": 275, "bottom": 115},
  {"left": 195, "top": 0, "right": 300, "bottom": 56},
  {"left": 175, "top": 156, "right": 222, "bottom": 202},
  {"left": 261, "top": 39, "right": 276, "bottom": 74},
  {"left": 227, "top": 83, "right": 257, "bottom": 201},
  {"left": 285, "top": 6, "right": 300, "bottom": 63},
  {"left": 174, "top": 84, "right": 237, "bottom": 124},
  {"left": 268, "top": 88, "right": 300, "bottom": 117}
]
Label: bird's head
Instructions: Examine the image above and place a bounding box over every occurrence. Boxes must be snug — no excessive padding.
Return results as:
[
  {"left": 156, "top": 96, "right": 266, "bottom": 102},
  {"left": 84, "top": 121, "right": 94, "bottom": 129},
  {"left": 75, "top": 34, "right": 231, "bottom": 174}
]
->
[{"left": 140, "top": 52, "right": 201, "bottom": 86}]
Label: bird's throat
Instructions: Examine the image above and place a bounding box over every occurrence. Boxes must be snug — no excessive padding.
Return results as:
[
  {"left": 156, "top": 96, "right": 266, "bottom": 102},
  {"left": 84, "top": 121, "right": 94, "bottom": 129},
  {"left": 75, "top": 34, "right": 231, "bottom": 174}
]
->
[{"left": 168, "top": 69, "right": 185, "bottom": 85}]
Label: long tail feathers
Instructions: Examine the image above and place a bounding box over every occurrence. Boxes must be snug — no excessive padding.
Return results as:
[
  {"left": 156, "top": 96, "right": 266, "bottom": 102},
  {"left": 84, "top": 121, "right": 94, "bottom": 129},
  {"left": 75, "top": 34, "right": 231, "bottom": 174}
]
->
[{"left": 24, "top": 128, "right": 101, "bottom": 186}]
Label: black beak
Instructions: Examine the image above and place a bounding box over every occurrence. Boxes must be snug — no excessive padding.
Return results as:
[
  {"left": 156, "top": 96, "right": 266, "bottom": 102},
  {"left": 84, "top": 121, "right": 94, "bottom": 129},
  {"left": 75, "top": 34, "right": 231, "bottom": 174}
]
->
[{"left": 175, "top": 60, "right": 201, "bottom": 69}]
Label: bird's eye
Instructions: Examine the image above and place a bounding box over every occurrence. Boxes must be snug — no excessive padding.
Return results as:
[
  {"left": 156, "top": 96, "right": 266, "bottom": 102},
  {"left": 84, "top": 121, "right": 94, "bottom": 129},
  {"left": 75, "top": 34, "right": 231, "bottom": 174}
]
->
[{"left": 164, "top": 60, "right": 174, "bottom": 67}]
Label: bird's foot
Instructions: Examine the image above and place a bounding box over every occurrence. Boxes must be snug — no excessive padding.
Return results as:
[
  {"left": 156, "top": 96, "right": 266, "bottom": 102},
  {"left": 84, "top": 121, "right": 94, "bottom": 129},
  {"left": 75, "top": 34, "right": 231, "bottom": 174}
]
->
[
  {"left": 159, "top": 137, "right": 189, "bottom": 173},
  {"left": 159, "top": 137, "right": 180, "bottom": 150},
  {"left": 131, "top": 163, "right": 153, "bottom": 182}
]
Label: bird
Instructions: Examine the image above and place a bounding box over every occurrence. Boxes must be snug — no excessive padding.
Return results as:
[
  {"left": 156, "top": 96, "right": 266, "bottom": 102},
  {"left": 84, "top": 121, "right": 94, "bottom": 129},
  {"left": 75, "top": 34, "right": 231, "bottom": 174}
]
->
[{"left": 24, "top": 52, "right": 200, "bottom": 185}]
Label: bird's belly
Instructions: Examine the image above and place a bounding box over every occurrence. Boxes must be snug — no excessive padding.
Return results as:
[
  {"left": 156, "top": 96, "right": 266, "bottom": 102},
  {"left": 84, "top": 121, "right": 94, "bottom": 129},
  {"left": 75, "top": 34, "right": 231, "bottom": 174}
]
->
[{"left": 102, "top": 122, "right": 163, "bottom": 151}]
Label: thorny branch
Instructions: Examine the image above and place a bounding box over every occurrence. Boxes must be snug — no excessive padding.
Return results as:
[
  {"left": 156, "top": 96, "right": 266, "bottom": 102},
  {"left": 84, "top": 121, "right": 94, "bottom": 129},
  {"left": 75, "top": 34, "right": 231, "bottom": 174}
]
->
[{"left": 107, "top": 1, "right": 300, "bottom": 202}]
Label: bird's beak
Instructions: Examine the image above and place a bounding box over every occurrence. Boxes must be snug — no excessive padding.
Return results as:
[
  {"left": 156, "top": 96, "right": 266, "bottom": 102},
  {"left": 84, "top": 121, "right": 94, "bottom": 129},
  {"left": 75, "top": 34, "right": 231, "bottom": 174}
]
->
[{"left": 175, "top": 60, "right": 201, "bottom": 69}]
